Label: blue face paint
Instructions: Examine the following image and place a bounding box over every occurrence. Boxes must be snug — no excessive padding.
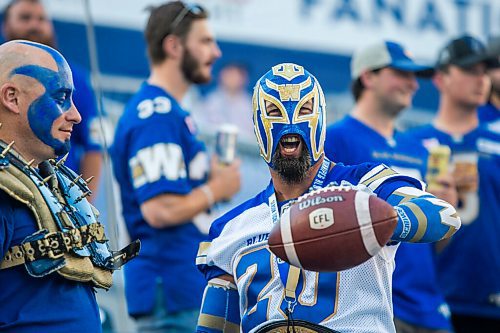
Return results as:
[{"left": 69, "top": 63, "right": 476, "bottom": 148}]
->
[{"left": 10, "top": 41, "right": 74, "bottom": 156}]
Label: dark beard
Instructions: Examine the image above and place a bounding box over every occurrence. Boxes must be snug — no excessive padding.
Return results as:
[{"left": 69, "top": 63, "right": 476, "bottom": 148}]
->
[
  {"left": 272, "top": 146, "right": 311, "bottom": 184},
  {"left": 181, "top": 47, "right": 210, "bottom": 84},
  {"left": 6, "top": 29, "right": 56, "bottom": 48}
]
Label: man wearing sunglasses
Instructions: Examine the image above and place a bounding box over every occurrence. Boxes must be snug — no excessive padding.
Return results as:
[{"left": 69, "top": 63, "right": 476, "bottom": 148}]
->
[
  {"left": 409, "top": 35, "right": 500, "bottom": 333},
  {"left": 111, "top": 2, "right": 241, "bottom": 332}
]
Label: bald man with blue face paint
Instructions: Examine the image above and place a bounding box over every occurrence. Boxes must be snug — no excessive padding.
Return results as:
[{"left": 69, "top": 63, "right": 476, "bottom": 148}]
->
[
  {"left": 0, "top": 40, "right": 81, "bottom": 163},
  {"left": 0, "top": 40, "right": 140, "bottom": 332},
  {"left": 2, "top": 0, "right": 104, "bottom": 200}
]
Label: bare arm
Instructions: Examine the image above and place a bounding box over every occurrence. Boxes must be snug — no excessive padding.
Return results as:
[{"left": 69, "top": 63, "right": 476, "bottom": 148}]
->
[
  {"left": 140, "top": 158, "right": 241, "bottom": 228},
  {"left": 79, "top": 151, "right": 102, "bottom": 202}
]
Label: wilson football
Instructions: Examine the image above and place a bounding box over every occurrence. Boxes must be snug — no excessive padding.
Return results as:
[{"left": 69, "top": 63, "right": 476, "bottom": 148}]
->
[{"left": 268, "top": 186, "right": 397, "bottom": 272}]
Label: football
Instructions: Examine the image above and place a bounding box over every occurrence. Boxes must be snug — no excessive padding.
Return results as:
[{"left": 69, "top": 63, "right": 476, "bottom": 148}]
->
[{"left": 268, "top": 186, "right": 398, "bottom": 272}]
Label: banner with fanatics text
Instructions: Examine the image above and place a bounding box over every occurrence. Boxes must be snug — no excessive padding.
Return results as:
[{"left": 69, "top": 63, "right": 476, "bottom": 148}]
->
[{"left": 29, "top": 0, "right": 500, "bottom": 61}]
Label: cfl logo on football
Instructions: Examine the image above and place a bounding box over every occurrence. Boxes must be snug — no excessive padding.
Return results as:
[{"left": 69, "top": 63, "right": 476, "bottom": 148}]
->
[
  {"left": 309, "top": 208, "right": 334, "bottom": 230},
  {"left": 299, "top": 195, "right": 344, "bottom": 210}
]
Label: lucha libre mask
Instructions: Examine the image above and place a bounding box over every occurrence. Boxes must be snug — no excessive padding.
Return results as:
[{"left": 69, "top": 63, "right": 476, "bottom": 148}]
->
[{"left": 252, "top": 63, "right": 327, "bottom": 169}]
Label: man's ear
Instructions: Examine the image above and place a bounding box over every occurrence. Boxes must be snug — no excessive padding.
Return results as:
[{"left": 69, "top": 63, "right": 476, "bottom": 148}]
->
[
  {"left": 360, "top": 71, "right": 376, "bottom": 89},
  {"left": 432, "top": 71, "right": 444, "bottom": 91},
  {"left": 162, "top": 35, "right": 183, "bottom": 60},
  {"left": 0, "top": 83, "right": 21, "bottom": 114}
]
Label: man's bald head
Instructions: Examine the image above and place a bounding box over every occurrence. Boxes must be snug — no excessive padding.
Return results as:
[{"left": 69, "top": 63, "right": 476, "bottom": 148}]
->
[
  {"left": 0, "top": 40, "right": 68, "bottom": 83},
  {"left": 0, "top": 39, "right": 78, "bottom": 161}
]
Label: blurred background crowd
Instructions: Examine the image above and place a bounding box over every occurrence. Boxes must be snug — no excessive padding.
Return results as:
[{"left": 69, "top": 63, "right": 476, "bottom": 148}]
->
[{"left": 0, "top": 0, "right": 498, "bottom": 332}]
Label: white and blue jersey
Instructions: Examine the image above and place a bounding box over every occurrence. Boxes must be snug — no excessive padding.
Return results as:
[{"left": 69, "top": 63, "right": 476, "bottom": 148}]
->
[
  {"left": 408, "top": 124, "right": 500, "bottom": 320},
  {"left": 197, "top": 162, "right": 425, "bottom": 333},
  {"left": 110, "top": 82, "right": 208, "bottom": 316},
  {"left": 325, "top": 115, "right": 452, "bottom": 330}
]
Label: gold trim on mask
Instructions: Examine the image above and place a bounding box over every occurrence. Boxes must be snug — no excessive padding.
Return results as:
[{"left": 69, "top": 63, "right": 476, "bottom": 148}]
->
[
  {"left": 271, "top": 63, "right": 305, "bottom": 81},
  {"left": 292, "top": 89, "right": 321, "bottom": 160},
  {"left": 254, "top": 88, "right": 290, "bottom": 162},
  {"left": 265, "top": 76, "right": 312, "bottom": 101}
]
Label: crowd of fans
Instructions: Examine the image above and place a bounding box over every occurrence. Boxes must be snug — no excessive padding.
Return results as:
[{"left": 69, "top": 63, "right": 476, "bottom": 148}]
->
[{"left": 0, "top": 1, "right": 498, "bottom": 333}]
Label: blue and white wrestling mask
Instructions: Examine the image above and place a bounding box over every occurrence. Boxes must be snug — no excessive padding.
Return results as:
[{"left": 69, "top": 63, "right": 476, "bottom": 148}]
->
[{"left": 252, "top": 63, "right": 327, "bottom": 169}]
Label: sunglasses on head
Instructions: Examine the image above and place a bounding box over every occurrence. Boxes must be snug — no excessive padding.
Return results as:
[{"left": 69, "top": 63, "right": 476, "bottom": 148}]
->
[{"left": 169, "top": 2, "right": 204, "bottom": 33}]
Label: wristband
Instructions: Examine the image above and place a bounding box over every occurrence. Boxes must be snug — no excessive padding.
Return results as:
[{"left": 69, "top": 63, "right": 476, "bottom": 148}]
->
[{"left": 200, "top": 184, "right": 215, "bottom": 207}]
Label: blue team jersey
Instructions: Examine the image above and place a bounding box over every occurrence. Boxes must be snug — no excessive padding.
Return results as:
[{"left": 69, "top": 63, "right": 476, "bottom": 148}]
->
[
  {"left": 478, "top": 102, "right": 499, "bottom": 124},
  {"left": 408, "top": 124, "right": 500, "bottom": 319},
  {"left": 197, "top": 162, "right": 424, "bottom": 333},
  {"left": 110, "top": 82, "right": 208, "bottom": 315},
  {"left": 0, "top": 191, "right": 101, "bottom": 333},
  {"left": 325, "top": 115, "right": 452, "bottom": 329},
  {"left": 65, "top": 63, "right": 102, "bottom": 173}
]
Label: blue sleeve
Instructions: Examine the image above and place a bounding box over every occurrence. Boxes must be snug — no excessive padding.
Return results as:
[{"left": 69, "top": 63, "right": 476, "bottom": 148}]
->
[
  {"left": 336, "top": 162, "right": 422, "bottom": 194},
  {"left": 353, "top": 163, "right": 460, "bottom": 243},
  {"left": 127, "top": 114, "right": 192, "bottom": 204},
  {"left": 197, "top": 280, "right": 240, "bottom": 332},
  {"left": 387, "top": 186, "right": 461, "bottom": 243},
  {"left": 373, "top": 178, "right": 424, "bottom": 201}
]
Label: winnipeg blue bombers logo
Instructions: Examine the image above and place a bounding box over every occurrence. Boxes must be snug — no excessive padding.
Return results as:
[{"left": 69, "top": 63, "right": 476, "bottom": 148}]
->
[
  {"left": 272, "top": 63, "right": 304, "bottom": 81},
  {"left": 252, "top": 63, "right": 326, "bottom": 167}
]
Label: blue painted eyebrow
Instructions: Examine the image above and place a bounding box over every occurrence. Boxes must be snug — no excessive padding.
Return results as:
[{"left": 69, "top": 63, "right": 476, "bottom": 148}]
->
[{"left": 11, "top": 64, "right": 61, "bottom": 88}]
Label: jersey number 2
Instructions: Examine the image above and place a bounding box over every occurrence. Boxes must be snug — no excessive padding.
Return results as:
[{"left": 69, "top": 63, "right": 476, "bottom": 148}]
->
[{"left": 235, "top": 246, "right": 339, "bottom": 331}]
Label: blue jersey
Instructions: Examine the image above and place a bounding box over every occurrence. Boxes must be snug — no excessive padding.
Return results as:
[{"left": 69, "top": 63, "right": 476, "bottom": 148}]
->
[
  {"left": 478, "top": 102, "right": 499, "bottom": 124},
  {"left": 0, "top": 191, "right": 101, "bottom": 333},
  {"left": 408, "top": 124, "right": 500, "bottom": 319},
  {"left": 110, "top": 82, "right": 208, "bottom": 315},
  {"left": 65, "top": 63, "right": 102, "bottom": 173},
  {"left": 197, "top": 162, "right": 424, "bottom": 333},
  {"left": 325, "top": 115, "right": 451, "bottom": 329}
]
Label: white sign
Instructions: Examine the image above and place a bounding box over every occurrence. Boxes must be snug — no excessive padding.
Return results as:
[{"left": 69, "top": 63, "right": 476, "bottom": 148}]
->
[{"left": 4, "top": 0, "right": 497, "bottom": 60}]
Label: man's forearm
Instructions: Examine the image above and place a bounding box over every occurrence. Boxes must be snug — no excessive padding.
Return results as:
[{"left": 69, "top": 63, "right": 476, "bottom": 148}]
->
[{"left": 79, "top": 151, "right": 103, "bottom": 202}]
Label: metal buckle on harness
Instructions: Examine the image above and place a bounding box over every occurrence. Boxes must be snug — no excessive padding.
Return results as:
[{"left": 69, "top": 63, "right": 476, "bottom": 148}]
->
[{"left": 38, "top": 232, "right": 67, "bottom": 259}]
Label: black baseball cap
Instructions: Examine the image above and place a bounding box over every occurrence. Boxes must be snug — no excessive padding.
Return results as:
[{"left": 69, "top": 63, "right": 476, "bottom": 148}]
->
[{"left": 436, "top": 35, "right": 498, "bottom": 70}]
